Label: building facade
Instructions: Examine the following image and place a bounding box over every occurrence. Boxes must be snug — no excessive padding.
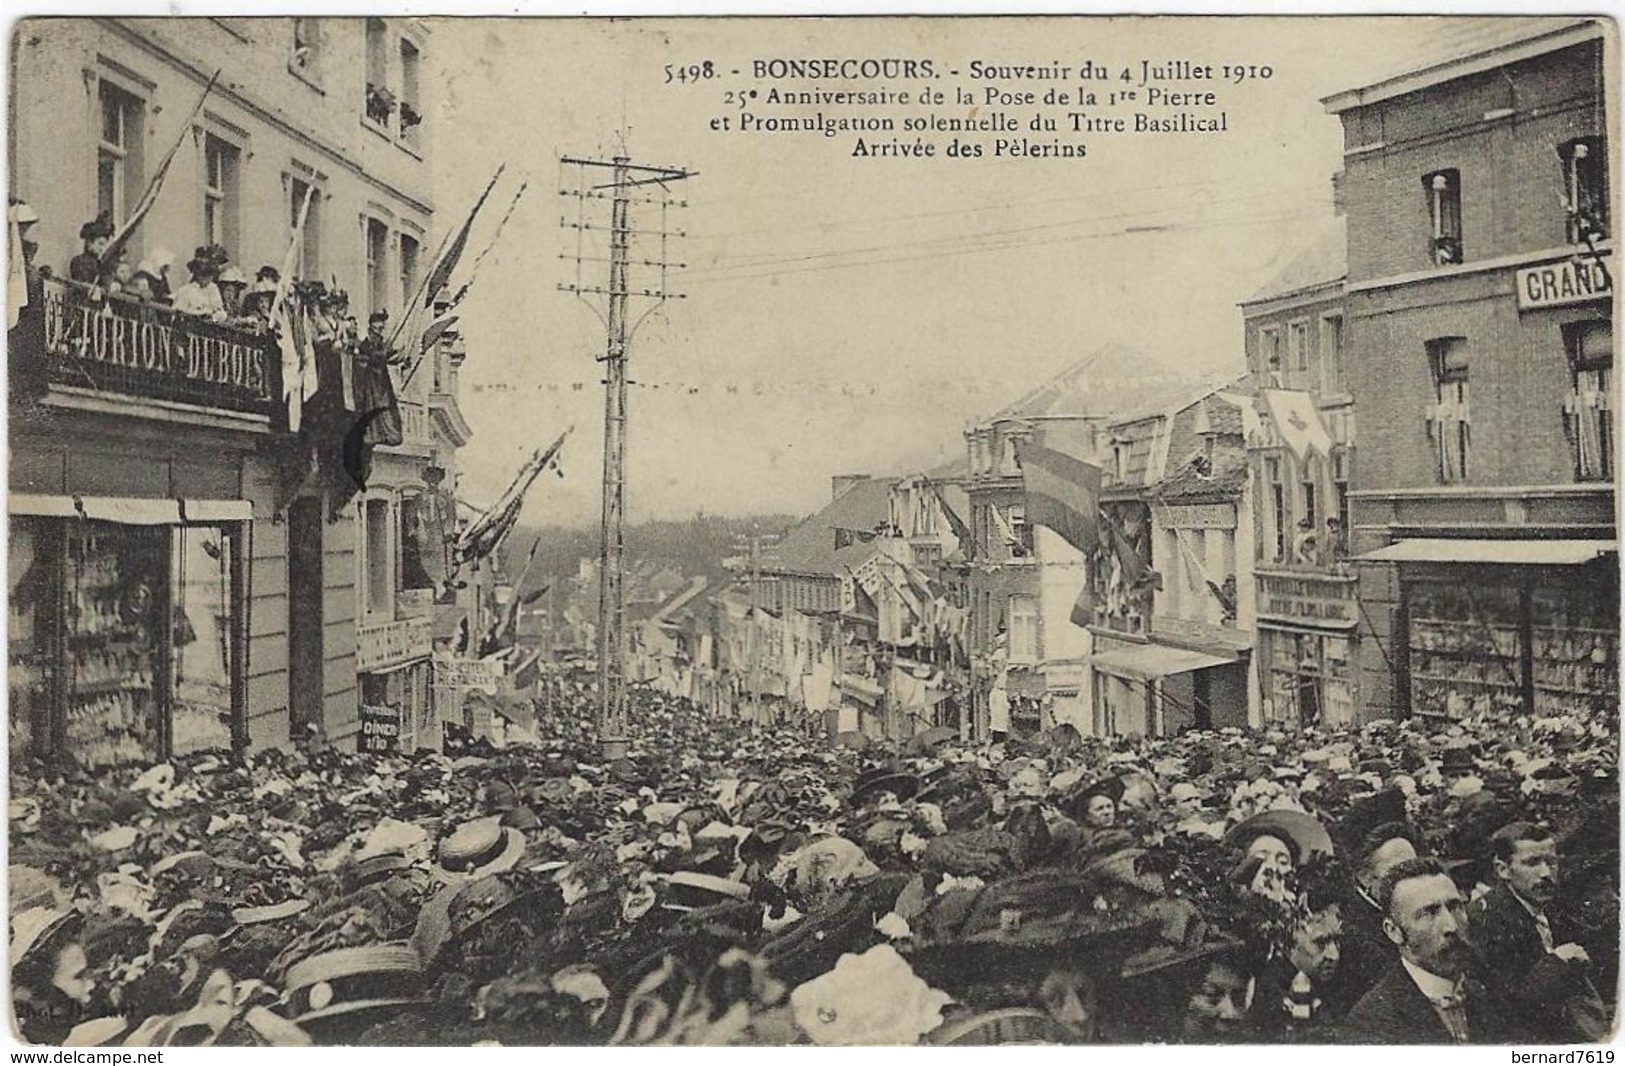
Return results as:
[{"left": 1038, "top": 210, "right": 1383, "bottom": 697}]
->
[
  {"left": 9, "top": 17, "right": 455, "bottom": 762},
  {"left": 1239, "top": 219, "right": 1362, "bottom": 730},
  {"left": 1326, "top": 19, "right": 1618, "bottom": 724}
]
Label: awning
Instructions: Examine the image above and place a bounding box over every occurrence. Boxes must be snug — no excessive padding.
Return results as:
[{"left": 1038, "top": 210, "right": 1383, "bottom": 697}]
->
[
  {"left": 9, "top": 495, "right": 252, "bottom": 524},
  {"left": 1358, "top": 539, "right": 1617, "bottom": 566},
  {"left": 1090, "top": 644, "right": 1236, "bottom": 682}
]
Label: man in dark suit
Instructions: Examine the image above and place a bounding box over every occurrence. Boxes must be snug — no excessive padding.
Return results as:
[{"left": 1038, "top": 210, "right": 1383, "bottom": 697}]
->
[
  {"left": 1469, "top": 822, "right": 1604, "bottom": 1043},
  {"left": 1341, "top": 857, "right": 1507, "bottom": 1044},
  {"left": 1335, "top": 790, "right": 1424, "bottom": 1005}
]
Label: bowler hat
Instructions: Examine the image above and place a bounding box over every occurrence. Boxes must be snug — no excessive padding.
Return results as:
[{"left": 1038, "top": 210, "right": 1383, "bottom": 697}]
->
[{"left": 850, "top": 765, "right": 921, "bottom": 808}]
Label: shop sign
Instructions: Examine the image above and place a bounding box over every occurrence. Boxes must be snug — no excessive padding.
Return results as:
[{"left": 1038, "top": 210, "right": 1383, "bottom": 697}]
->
[
  {"left": 1517, "top": 255, "right": 1611, "bottom": 310},
  {"left": 435, "top": 655, "right": 504, "bottom": 694},
  {"left": 358, "top": 705, "right": 401, "bottom": 753},
  {"left": 1160, "top": 503, "right": 1235, "bottom": 530},
  {"left": 358, "top": 616, "right": 434, "bottom": 672},
  {"left": 1258, "top": 572, "right": 1357, "bottom": 628}
]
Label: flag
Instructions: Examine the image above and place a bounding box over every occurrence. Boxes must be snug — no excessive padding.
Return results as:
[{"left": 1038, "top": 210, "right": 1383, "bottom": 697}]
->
[
  {"left": 457, "top": 429, "right": 570, "bottom": 565},
  {"left": 1261, "top": 389, "right": 1333, "bottom": 461},
  {"left": 923, "top": 478, "right": 974, "bottom": 559},
  {"left": 6, "top": 216, "right": 27, "bottom": 330},
  {"left": 101, "top": 70, "right": 219, "bottom": 271},
  {"left": 1016, "top": 440, "right": 1102, "bottom": 556},
  {"left": 448, "top": 181, "right": 527, "bottom": 309},
  {"left": 422, "top": 165, "right": 505, "bottom": 309},
  {"left": 520, "top": 583, "right": 551, "bottom": 607},
  {"left": 419, "top": 314, "right": 459, "bottom": 354}
]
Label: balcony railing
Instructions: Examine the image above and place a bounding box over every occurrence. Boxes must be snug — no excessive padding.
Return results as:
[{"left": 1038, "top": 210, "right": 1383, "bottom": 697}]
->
[
  {"left": 39, "top": 277, "right": 280, "bottom": 417},
  {"left": 357, "top": 614, "right": 434, "bottom": 673}
]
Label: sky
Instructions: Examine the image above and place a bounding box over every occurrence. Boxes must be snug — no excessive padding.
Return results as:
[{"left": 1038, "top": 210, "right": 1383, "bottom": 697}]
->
[{"left": 423, "top": 16, "right": 1539, "bottom": 526}]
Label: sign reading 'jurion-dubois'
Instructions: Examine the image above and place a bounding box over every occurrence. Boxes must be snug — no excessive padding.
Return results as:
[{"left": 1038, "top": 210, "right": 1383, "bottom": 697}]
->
[{"left": 1517, "top": 254, "right": 1612, "bottom": 310}]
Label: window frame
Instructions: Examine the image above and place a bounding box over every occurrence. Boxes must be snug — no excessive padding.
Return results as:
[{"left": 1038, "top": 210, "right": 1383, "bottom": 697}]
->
[
  {"left": 200, "top": 129, "right": 243, "bottom": 262},
  {"left": 286, "top": 167, "right": 326, "bottom": 281},
  {"left": 1559, "top": 136, "right": 1608, "bottom": 244},
  {"left": 1320, "top": 312, "right": 1345, "bottom": 395},
  {"left": 96, "top": 77, "right": 146, "bottom": 231},
  {"left": 1423, "top": 168, "right": 1463, "bottom": 265}
]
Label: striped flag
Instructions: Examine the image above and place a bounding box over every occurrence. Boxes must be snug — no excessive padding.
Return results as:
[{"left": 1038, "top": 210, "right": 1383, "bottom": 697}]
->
[
  {"left": 422, "top": 165, "right": 504, "bottom": 309},
  {"left": 1016, "top": 440, "right": 1102, "bottom": 556},
  {"left": 100, "top": 70, "right": 220, "bottom": 271}
]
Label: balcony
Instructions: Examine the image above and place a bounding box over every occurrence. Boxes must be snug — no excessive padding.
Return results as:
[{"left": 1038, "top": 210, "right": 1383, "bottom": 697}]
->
[
  {"left": 37, "top": 277, "right": 280, "bottom": 419},
  {"left": 357, "top": 614, "right": 433, "bottom": 673},
  {"left": 379, "top": 398, "right": 435, "bottom": 457}
]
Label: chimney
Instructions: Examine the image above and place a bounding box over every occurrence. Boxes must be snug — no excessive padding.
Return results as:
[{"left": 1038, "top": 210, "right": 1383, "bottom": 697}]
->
[{"left": 831, "top": 474, "right": 871, "bottom": 500}]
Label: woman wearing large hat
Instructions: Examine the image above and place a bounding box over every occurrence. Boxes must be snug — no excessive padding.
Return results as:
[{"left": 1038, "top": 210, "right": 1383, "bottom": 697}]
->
[
  {"left": 170, "top": 249, "right": 226, "bottom": 321},
  {"left": 69, "top": 213, "right": 113, "bottom": 286}
]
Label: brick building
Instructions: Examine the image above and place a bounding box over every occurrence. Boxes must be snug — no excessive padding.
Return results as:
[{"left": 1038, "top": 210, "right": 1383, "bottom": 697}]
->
[
  {"left": 8, "top": 17, "right": 463, "bottom": 761},
  {"left": 1325, "top": 19, "right": 1618, "bottom": 724}
]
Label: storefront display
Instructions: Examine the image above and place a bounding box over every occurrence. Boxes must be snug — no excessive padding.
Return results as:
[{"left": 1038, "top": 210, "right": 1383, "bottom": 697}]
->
[
  {"left": 1405, "top": 566, "right": 1619, "bottom": 719},
  {"left": 1261, "top": 628, "right": 1356, "bottom": 728},
  {"left": 7, "top": 508, "right": 248, "bottom": 767}
]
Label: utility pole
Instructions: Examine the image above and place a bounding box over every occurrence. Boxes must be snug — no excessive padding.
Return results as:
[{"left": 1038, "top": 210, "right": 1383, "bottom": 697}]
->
[{"left": 559, "top": 153, "right": 692, "bottom": 760}]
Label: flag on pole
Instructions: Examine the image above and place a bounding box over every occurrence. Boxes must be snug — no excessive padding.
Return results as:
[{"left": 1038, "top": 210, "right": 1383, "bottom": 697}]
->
[
  {"left": 1016, "top": 440, "right": 1102, "bottom": 556},
  {"left": 457, "top": 428, "right": 570, "bottom": 565},
  {"left": 274, "top": 183, "right": 318, "bottom": 431},
  {"left": 422, "top": 165, "right": 505, "bottom": 309},
  {"left": 101, "top": 69, "right": 220, "bottom": 272}
]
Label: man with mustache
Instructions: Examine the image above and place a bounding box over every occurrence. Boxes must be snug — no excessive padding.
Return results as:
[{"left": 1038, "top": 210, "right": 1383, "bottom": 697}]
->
[
  {"left": 1339, "top": 857, "right": 1506, "bottom": 1043},
  {"left": 1468, "top": 822, "right": 1601, "bottom": 1043}
]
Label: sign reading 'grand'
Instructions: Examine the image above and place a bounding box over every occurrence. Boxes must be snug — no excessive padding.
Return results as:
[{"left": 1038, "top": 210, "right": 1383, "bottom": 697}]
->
[{"left": 1516, "top": 254, "right": 1612, "bottom": 310}]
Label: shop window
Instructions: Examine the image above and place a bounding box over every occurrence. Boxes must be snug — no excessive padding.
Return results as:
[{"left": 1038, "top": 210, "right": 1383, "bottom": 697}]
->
[
  {"left": 1424, "top": 169, "right": 1462, "bottom": 265},
  {"left": 202, "top": 134, "right": 240, "bottom": 261},
  {"left": 366, "top": 217, "right": 390, "bottom": 320},
  {"left": 1559, "top": 137, "right": 1608, "bottom": 244},
  {"left": 1563, "top": 319, "right": 1613, "bottom": 482},
  {"left": 1321, "top": 313, "right": 1346, "bottom": 395},
  {"left": 1426, "top": 337, "right": 1470, "bottom": 483},
  {"left": 1408, "top": 581, "right": 1523, "bottom": 719},
  {"left": 290, "top": 17, "right": 323, "bottom": 81},
  {"left": 98, "top": 80, "right": 145, "bottom": 230},
  {"left": 9, "top": 517, "right": 243, "bottom": 767}
]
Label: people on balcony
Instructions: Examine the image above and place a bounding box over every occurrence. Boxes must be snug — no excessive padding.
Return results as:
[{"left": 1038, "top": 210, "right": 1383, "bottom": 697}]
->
[
  {"left": 69, "top": 213, "right": 113, "bottom": 287},
  {"left": 218, "top": 265, "right": 249, "bottom": 319},
  {"left": 169, "top": 252, "right": 226, "bottom": 321}
]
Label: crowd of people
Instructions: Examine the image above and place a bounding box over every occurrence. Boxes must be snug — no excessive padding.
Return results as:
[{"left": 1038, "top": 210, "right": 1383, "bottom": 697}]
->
[{"left": 7, "top": 675, "right": 1618, "bottom": 1046}]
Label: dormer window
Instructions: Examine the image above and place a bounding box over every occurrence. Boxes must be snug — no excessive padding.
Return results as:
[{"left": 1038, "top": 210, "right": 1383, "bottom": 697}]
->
[{"left": 1424, "top": 169, "right": 1462, "bottom": 265}]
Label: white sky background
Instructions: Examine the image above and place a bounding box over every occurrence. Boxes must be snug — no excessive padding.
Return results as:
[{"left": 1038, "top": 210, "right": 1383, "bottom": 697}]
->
[{"left": 428, "top": 16, "right": 1467, "bottom": 523}]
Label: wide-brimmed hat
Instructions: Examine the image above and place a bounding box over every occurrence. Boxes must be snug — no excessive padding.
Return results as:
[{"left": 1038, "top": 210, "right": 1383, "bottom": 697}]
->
[
  {"left": 186, "top": 255, "right": 220, "bottom": 278},
  {"left": 660, "top": 871, "right": 751, "bottom": 913},
  {"left": 1061, "top": 776, "right": 1125, "bottom": 820},
  {"left": 283, "top": 943, "right": 425, "bottom": 1026},
  {"left": 9, "top": 201, "right": 39, "bottom": 226},
  {"left": 9, "top": 906, "right": 80, "bottom": 968},
  {"left": 1119, "top": 902, "right": 1244, "bottom": 980},
  {"left": 1224, "top": 809, "right": 1335, "bottom": 865},
  {"left": 850, "top": 765, "right": 921, "bottom": 808},
  {"left": 217, "top": 266, "right": 248, "bottom": 287},
  {"left": 435, "top": 816, "right": 526, "bottom": 877},
  {"left": 1335, "top": 786, "right": 1409, "bottom": 855}
]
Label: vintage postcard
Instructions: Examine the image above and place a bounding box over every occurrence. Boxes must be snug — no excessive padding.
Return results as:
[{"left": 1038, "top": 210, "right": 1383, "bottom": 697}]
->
[{"left": 5, "top": 12, "right": 1618, "bottom": 1049}]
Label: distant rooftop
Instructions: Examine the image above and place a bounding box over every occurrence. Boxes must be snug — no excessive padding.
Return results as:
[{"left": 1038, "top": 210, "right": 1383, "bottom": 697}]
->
[
  {"left": 1322, "top": 17, "right": 1602, "bottom": 113},
  {"left": 1243, "top": 216, "right": 1347, "bottom": 306}
]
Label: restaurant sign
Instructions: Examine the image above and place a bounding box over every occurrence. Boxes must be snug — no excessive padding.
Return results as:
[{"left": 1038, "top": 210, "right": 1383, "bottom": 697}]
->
[
  {"left": 434, "top": 655, "right": 504, "bottom": 695},
  {"left": 1517, "top": 254, "right": 1611, "bottom": 311},
  {"left": 358, "top": 704, "right": 401, "bottom": 753},
  {"left": 1257, "top": 571, "right": 1358, "bottom": 629}
]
